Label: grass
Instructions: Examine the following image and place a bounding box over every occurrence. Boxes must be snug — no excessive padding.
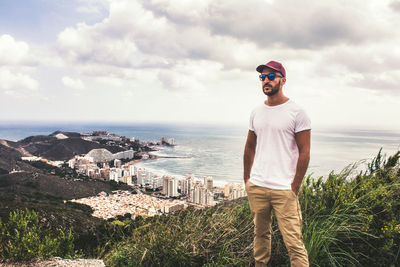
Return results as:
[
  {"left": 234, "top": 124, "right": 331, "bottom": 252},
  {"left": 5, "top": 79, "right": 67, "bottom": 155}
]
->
[
  {"left": 1, "top": 150, "right": 399, "bottom": 266},
  {"left": 104, "top": 200, "right": 254, "bottom": 266},
  {"left": 103, "top": 150, "right": 400, "bottom": 266}
]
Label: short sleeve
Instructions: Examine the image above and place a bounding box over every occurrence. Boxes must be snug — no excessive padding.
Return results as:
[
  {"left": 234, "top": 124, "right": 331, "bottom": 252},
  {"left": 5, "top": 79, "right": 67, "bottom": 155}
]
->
[
  {"left": 295, "top": 109, "right": 311, "bottom": 133},
  {"left": 249, "top": 109, "right": 256, "bottom": 132}
]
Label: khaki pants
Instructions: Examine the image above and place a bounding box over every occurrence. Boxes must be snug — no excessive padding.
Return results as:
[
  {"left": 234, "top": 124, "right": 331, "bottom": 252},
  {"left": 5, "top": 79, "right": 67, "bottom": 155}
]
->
[{"left": 245, "top": 181, "right": 309, "bottom": 267}]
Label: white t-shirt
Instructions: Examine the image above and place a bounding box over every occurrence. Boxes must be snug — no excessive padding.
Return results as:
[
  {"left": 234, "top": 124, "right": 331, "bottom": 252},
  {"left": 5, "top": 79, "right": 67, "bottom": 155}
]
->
[{"left": 249, "top": 99, "right": 311, "bottom": 190}]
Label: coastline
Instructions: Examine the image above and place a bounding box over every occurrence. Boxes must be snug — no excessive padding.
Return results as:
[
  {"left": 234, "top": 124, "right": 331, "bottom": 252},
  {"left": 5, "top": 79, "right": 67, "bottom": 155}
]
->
[{"left": 125, "top": 153, "right": 191, "bottom": 166}]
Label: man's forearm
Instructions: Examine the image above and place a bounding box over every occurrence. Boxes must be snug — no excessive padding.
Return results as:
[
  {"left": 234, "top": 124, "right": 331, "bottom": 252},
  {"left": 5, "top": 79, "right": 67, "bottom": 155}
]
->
[
  {"left": 243, "top": 130, "right": 257, "bottom": 183},
  {"left": 291, "top": 152, "right": 310, "bottom": 192},
  {"left": 243, "top": 148, "right": 255, "bottom": 183}
]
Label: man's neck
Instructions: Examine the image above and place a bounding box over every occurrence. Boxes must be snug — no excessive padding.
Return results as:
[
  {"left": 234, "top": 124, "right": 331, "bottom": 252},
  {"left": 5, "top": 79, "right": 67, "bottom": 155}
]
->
[{"left": 265, "top": 94, "right": 289, "bottom": 106}]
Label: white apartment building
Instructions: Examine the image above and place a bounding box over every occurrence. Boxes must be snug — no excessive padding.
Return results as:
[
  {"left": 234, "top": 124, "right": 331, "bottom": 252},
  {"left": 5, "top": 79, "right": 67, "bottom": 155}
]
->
[
  {"left": 180, "top": 174, "right": 193, "bottom": 196},
  {"left": 129, "top": 165, "right": 136, "bottom": 176},
  {"left": 168, "top": 177, "right": 179, "bottom": 197},
  {"left": 224, "top": 183, "right": 246, "bottom": 200},
  {"left": 114, "top": 159, "right": 122, "bottom": 168},
  {"left": 109, "top": 170, "right": 119, "bottom": 182},
  {"left": 113, "top": 149, "right": 135, "bottom": 160},
  {"left": 162, "top": 176, "right": 179, "bottom": 197},
  {"left": 151, "top": 176, "right": 163, "bottom": 189},
  {"left": 126, "top": 176, "right": 133, "bottom": 186},
  {"left": 190, "top": 181, "right": 214, "bottom": 206},
  {"left": 162, "top": 176, "right": 169, "bottom": 195}
]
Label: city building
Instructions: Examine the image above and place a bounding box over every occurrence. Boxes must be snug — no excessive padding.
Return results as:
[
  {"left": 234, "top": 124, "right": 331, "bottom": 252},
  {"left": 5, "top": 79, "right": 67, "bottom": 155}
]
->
[
  {"left": 114, "top": 159, "right": 122, "bottom": 168},
  {"left": 85, "top": 148, "right": 114, "bottom": 163},
  {"left": 181, "top": 174, "right": 193, "bottom": 196},
  {"left": 204, "top": 176, "right": 213, "bottom": 191},
  {"left": 224, "top": 183, "right": 246, "bottom": 200},
  {"left": 162, "top": 176, "right": 179, "bottom": 197},
  {"left": 113, "top": 149, "right": 135, "bottom": 160}
]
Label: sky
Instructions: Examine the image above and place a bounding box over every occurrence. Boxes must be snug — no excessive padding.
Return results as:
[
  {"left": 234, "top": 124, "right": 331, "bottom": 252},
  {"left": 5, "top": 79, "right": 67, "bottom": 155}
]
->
[{"left": 0, "top": 0, "right": 400, "bottom": 130}]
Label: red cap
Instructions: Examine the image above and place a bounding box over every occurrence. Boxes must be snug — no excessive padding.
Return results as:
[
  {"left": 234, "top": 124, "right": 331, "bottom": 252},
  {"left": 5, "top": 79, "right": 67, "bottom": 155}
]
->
[{"left": 256, "top": 60, "right": 286, "bottom": 77}]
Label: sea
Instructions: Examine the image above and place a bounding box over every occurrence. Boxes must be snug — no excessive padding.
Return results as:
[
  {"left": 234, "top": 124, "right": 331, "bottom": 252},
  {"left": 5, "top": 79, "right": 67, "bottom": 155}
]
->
[{"left": 0, "top": 122, "right": 399, "bottom": 186}]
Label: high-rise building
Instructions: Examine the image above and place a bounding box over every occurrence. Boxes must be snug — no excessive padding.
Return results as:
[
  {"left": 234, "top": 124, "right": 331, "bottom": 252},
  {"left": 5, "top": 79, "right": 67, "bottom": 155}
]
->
[
  {"left": 189, "top": 180, "right": 215, "bottom": 206},
  {"left": 151, "top": 176, "right": 162, "bottom": 189},
  {"left": 181, "top": 174, "right": 193, "bottom": 196},
  {"left": 204, "top": 176, "right": 213, "bottom": 191},
  {"left": 109, "top": 170, "right": 119, "bottom": 182},
  {"left": 123, "top": 170, "right": 130, "bottom": 177},
  {"left": 129, "top": 165, "right": 135, "bottom": 176},
  {"left": 137, "top": 170, "right": 145, "bottom": 185},
  {"left": 126, "top": 176, "right": 133, "bottom": 186},
  {"left": 225, "top": 183, "right": 247, "bottom": 200},
  {"left": 224, "top": 182, "right": 233, "bottom": 198},
  {"left": 162, "top": 176, "right": 169, "bottom": 195},
  {"left": 190, "top": 182, "right": 201, "bottom": 204},
  {"left": 114, "top": 159, "right": 122, "bottom": 168},
  {"left": 168, "top": 177, "right": 179, "bottom": 197},
  {"left": 161, "top": 176, "right": 180, "bottom": 197}
]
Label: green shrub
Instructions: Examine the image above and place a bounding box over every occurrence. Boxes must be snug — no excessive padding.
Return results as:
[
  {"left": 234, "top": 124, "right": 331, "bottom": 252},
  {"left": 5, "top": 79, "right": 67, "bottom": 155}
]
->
[
  {"left": 300, "top": 150, "right": 400, "bottom": 266},
  {"left": 104, "top": 200, "right": 254, "bottom": 266},
  {"left": 0, "top": 209, "right": 74, "bottom": 261},
  {"left": 102, "top": 150, "right": 399, "bottom": 266}
]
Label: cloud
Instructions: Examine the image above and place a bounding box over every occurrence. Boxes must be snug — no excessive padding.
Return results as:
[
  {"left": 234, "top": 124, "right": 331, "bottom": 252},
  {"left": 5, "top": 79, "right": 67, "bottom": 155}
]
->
[
  {"left": 53, "top": 0, "right": 400, "bottom": 103},
  {"left": 62, "top": 76, "right": 86, "bottom": 90},
  {"left": 390, "top": 1, "right": 400, "bottom": 12},
  {"left": 56, "top": 0, "right": 265, "bottom": 73},
  {"left": 76, "top": 0, "right": 109, "bottom": 14},
  {"left": 158, "top": 71, "right": 180, "bottom": 91},
  {"left": 0, "top": 35, "right": 33, "bottom": 66},
  {"left": 311, "top": 41, "right": 400, "bottom": 95},
  {"left": 348, "top": 70, "right": 400, "bottom": 93},
  {"left": 0, "top": 69, "right": 39, "bottom": 93},
  {"left": 141, "top": 0, "right": 385, "bottom": 49},
  {"left": 56, "top": 0, "right": 392, "bottom": 78}
]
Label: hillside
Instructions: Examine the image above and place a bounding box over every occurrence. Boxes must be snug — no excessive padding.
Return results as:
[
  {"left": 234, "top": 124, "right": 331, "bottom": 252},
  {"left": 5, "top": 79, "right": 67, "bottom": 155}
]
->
[
  {"left": 14, "top": 133, "right": 125, "bottom": 161},
  {"left": 0, "top": 142, "right": 36, "bottom": 172},
  {"left": 0, "top": 171, "right": 135, "bottom": 257},
  {"left": 0, "top": 139, "right": 398, "bottom": 266},
  {"left": 0, "top": 130, "right": 150, "bottom": 261},
  {"left": 0, "top": 171, "right": 133, "bottom": 224},
  {"left": 0, "top": 172, "right": 132, "bottom": 200},
  {"left": 103, "top": 151, "right": 400, "bottom": 267}
]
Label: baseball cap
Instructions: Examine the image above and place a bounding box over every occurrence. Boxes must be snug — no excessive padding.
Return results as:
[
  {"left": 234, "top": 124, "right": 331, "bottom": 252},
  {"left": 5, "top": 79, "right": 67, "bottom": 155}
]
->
[{"left": 256, "top": 61, "right": 286, "bottom": 77}]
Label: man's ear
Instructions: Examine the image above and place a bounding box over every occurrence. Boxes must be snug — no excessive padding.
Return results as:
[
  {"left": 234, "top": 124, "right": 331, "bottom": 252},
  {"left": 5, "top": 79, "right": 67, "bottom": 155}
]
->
[{"left": 281, "top": 77, "right": 286, "bottom": 86}]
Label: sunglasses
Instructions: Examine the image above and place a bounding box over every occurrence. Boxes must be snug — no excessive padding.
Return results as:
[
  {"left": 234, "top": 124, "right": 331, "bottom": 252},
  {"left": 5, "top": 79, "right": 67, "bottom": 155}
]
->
[{"left": 259, "top": 73, "right": 283, "bottom": 81}]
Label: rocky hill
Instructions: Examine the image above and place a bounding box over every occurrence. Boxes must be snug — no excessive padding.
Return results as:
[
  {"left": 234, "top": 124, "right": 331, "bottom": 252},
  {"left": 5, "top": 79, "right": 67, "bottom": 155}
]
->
[
  {"left": 0, "top": 172, "right": 131, "bottom": 201},
  {"left": 0, "top": 170, "right": 134, "bottom": 257},
  {"left": 8, "top": 131, "right": 125, "bottom": 161},
  {"left": 0, "top": 130, "right": 152, "bottom": 261},
  {"left": 0, "top": 142, "right": 37, "bottom": 172}
]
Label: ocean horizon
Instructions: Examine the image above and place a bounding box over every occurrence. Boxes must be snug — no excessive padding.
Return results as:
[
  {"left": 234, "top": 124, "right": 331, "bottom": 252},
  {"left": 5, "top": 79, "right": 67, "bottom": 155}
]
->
[{"left": 1, "top": 122, "right": 399, "bottom": 186}]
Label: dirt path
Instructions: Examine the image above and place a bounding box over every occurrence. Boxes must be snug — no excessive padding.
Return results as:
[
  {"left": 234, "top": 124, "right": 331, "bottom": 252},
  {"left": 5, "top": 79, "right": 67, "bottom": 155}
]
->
[{"left": 0, "top": 139, "right": 32, "bottom": 157}]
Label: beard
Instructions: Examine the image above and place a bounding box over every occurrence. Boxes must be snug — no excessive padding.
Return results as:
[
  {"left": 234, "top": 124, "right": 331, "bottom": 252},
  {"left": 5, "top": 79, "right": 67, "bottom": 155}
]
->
[{"left": 263, "top": 80, "right": 280, "bottom": 96}]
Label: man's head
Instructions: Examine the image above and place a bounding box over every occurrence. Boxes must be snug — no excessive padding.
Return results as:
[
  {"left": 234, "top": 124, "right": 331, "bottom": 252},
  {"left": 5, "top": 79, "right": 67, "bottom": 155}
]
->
[{"left": 256, "top": 60, "right": 286, "bottom": 96}]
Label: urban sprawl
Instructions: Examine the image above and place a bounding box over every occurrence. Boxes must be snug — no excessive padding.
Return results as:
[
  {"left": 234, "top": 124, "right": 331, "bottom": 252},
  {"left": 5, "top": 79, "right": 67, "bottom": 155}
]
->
[{"left": 22, "top": 131, "right": 246, "bottom": 220}]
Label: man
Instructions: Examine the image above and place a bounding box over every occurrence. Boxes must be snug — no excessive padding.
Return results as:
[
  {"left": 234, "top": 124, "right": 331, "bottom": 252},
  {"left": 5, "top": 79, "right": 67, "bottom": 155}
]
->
[{"left": 243, "top": 60, "right": 311, "bottom": 267}]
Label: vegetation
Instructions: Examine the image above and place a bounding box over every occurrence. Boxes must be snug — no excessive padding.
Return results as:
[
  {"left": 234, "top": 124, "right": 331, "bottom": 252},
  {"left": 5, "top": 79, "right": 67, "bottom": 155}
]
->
[
  {"left": 0, "top": 150, "right": 399, "bottom": 266},
  {"left": 22, "top": 160, "right": 89, "bottom": 179},
  {"left": 103, "top": 150, "right": 400, "bottom": 266},
  {"left": 0, "top": 209, "right": 74, "bottom": 261}
]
